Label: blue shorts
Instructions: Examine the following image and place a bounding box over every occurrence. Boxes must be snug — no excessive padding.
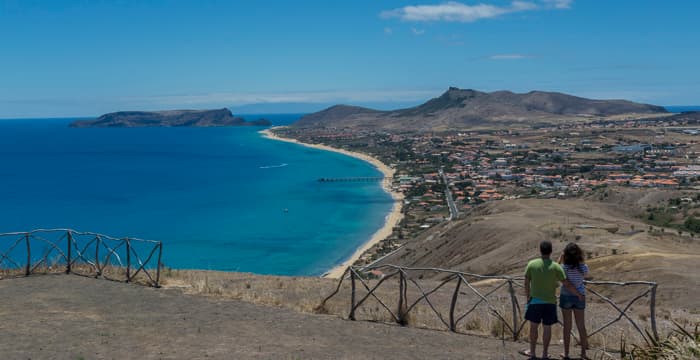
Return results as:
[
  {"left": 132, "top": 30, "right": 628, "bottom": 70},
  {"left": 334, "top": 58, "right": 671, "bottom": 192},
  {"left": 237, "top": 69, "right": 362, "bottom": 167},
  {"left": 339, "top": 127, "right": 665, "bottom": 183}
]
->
[
  {"left": 524, "top": 303, "right": 558, "bottom": 325},
  {"left": 559, "top": 295, "right": 586, "bottom": 310}
]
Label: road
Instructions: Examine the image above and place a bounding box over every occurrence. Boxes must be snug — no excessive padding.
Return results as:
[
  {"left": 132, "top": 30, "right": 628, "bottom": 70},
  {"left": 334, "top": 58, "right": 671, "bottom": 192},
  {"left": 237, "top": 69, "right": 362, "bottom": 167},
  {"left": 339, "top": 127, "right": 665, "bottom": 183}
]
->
[{"left": 440, "top": 168, "right": 460, "bottom": 220}]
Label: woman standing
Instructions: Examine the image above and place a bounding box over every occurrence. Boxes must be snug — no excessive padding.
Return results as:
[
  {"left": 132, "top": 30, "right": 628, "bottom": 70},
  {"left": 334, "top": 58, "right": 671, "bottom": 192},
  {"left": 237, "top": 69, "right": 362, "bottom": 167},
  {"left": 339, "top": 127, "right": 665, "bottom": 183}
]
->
[{"left": 559, "top": 243, "right": 589, "bottom": 360}]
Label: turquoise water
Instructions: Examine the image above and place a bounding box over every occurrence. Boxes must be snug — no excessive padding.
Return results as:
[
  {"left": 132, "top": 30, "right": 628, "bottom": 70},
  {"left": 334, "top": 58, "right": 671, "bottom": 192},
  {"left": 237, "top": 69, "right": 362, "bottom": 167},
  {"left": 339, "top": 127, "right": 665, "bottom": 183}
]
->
[{"left": 0, "top": 115, "right": 393, "bottom": 275}]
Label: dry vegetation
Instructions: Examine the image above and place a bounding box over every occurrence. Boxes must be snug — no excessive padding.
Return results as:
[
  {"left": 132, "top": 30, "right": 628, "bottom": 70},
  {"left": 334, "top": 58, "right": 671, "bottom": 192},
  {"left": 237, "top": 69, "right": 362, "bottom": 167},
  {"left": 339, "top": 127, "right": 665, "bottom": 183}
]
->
[
  {"left": 0, "top": 263, "right": 158, "bottom": 285},
  {"left": 159, "top": 268, "right": 695, "bottom": 353}
]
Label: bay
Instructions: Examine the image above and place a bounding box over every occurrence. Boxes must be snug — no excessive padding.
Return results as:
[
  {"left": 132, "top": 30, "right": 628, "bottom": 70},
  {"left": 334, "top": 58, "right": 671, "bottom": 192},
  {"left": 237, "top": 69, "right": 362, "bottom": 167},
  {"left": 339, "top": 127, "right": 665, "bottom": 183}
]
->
[{"left": 0, "top": 114, "right": 393, "bottom": 275}]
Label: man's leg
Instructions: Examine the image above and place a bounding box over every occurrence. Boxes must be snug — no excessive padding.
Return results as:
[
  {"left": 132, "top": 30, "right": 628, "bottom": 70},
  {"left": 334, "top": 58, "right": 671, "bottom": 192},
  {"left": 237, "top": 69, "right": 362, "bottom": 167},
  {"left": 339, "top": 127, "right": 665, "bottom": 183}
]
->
[
  {"left": 529, "top": 321, "right": 539, "bottom": 357},
  {"left": 542, "top": 324, "right": 552, "bottom": 359}
]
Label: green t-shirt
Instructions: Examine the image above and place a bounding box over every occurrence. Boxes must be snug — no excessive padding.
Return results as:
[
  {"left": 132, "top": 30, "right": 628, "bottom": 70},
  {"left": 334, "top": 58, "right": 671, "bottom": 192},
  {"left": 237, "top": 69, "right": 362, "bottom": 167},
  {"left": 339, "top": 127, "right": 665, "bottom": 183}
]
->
[{"left": 525, "top": 258, "right": 566, "bottom": 304}]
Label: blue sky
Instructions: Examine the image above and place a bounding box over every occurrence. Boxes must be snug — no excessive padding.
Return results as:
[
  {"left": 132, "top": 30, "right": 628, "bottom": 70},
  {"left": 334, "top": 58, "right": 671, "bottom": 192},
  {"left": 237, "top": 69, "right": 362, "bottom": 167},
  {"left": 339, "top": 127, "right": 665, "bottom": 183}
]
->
[{"left": 1, "top": 0, "right": 698, "bottom": 118}]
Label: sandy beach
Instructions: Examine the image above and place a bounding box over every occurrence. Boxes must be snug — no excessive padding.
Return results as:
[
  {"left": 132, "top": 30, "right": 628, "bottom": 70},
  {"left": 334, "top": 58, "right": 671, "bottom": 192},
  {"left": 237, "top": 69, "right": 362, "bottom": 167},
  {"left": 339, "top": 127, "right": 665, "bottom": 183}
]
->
[{"left": 260, "top": 128, "right": 404, "bottom": 279}]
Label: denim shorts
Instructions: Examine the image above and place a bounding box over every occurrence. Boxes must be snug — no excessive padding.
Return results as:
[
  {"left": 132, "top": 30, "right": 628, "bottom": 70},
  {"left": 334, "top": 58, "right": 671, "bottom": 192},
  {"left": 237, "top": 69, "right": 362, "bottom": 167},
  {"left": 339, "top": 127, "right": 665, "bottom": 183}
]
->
[{"left": 559, "top": 295, "right": 586, "bottom": 310}]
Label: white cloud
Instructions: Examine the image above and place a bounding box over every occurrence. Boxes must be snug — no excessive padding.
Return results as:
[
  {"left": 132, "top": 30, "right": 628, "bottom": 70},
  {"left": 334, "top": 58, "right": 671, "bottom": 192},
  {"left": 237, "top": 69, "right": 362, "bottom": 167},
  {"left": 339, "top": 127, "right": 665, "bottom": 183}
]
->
[
  {"left": 489, "top": 54, "right": 534, "bottom": 60},
  {"left": 411, "top": 27, "right": 426, "bottom": 35},
  {"left": 542, "top": 0, "right": 573, "bottom": 9},
  {"left": 381, "top": 1, "right": 537, "bottom": 23},
  {"left": 381, "top": 0, "right": 571, "bottom": 23},
  {"left": 384, "top": 27, "right": 393, "bottom": 35}
]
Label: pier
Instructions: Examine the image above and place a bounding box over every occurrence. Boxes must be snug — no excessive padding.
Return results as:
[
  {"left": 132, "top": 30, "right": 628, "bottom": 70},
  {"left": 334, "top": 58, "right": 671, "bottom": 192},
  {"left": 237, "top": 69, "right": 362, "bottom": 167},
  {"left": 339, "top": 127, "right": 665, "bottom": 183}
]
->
[{"left": 318, "top": 177, "right": 384, "bottom": 183}]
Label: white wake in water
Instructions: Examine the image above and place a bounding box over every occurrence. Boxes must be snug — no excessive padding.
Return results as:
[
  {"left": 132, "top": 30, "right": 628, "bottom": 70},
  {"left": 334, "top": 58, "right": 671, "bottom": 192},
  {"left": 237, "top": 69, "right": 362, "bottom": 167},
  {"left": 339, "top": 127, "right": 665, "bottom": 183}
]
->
[{"left": 259, "top": 163, "right": 289, "bottom": 169}]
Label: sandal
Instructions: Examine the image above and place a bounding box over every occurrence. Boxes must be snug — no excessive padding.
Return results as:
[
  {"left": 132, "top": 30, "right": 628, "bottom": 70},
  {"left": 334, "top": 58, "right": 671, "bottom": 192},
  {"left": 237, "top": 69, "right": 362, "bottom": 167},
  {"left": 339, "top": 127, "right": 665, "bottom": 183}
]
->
[{"left": 518, "top": 349, "right": 538, "bottom": 359}]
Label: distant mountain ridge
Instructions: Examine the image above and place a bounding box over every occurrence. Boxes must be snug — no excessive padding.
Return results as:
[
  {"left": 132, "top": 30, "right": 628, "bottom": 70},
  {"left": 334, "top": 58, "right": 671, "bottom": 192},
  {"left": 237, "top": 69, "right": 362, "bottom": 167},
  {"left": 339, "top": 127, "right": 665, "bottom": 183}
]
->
[
  {"left": 70, "top": 108, "right": 271, "bottom": 128},
  {"left": 293, "top": 87, "right": 668, "bottom": 131}
]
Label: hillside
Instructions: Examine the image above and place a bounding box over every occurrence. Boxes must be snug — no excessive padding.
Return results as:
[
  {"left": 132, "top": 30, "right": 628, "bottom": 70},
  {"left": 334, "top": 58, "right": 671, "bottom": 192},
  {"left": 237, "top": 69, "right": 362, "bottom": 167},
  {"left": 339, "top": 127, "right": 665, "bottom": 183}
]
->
[
  {"left": 372, "top": 191, "right": 700, "bottom": 311},
  {"left": 293, "top": 87, "right": 668, "bottom": 131},
  {"left": 70, "top": 108, "right": 271, "bottom": 128}
]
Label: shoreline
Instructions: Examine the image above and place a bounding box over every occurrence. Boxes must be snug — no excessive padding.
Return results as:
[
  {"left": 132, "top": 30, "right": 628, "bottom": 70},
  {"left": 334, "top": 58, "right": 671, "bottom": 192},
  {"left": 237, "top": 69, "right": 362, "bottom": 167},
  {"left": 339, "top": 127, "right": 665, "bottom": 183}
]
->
[{"left": 259, "top": 127, "right": 404, "bottom": 279}]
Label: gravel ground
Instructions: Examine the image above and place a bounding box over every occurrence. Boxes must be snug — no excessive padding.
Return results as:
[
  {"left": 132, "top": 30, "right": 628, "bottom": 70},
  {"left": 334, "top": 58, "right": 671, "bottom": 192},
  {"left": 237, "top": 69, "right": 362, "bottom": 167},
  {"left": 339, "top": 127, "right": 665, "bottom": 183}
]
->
[{"left": 0, "top": 275, "right": 560, "bottom": 360}]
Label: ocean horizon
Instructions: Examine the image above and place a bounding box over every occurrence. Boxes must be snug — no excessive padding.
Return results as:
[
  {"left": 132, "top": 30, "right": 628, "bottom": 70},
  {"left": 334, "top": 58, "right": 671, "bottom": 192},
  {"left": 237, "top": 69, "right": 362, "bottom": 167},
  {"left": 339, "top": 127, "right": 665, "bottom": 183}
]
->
[
  {"left": 665, "top": 105, "right": 700, "bottom": 113},
  {"left": 0, "top": 114, "right": 394, "bottom": 276}
]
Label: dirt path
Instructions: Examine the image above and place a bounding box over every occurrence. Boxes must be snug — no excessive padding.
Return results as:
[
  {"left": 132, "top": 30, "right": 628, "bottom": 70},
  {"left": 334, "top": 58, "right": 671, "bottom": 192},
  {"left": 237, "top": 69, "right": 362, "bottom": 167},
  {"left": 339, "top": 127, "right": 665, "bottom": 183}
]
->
[{"left": 0, "top": 275, "right": 560, "bottom": 360}]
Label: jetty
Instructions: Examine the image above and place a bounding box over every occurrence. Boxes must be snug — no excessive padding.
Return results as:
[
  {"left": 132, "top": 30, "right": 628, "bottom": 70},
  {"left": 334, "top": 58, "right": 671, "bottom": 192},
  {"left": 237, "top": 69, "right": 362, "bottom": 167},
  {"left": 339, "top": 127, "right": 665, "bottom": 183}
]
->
[{"left": 318, "top": 177, "right": 384, "bottom": 182}]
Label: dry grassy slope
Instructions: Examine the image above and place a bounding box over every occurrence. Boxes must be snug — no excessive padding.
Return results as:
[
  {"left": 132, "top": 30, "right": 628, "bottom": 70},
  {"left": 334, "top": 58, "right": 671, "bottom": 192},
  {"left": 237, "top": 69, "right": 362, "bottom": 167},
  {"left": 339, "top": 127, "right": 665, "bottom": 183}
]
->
[{"left": 375, "top": 192, "right": 700, "bottom": 311}]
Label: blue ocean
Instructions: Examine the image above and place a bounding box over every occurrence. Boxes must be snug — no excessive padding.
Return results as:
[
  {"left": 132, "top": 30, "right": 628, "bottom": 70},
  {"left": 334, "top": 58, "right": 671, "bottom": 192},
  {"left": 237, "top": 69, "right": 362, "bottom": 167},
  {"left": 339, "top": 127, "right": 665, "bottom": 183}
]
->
[
  {"left": 0, "top": 114, "right": 393, "bottom": 276},
  {"left": 665, "top": 106, "right": 700, "bottom": 113}
]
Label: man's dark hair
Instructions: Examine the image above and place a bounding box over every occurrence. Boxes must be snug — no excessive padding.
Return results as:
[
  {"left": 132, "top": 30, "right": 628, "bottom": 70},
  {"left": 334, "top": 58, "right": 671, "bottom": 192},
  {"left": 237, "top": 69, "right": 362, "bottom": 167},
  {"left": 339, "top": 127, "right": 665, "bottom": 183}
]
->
[{"left": 539, "top": 240, "right": 553, "bottom": 256}]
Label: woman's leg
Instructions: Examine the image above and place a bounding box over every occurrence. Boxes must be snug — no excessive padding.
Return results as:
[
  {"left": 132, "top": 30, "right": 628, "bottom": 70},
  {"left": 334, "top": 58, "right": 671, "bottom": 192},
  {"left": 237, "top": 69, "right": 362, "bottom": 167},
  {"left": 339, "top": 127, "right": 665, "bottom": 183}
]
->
[
  {"left": 561, "top": 308, "right": 573, "bottom": 358},
  {"left": 573, "top": 308, "right": 588, "bottom": 358}
]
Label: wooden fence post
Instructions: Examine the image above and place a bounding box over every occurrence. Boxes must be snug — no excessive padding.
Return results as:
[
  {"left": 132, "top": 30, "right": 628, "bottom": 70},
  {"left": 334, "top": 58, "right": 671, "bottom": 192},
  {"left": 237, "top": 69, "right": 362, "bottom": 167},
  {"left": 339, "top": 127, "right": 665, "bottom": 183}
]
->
[
  {"left": 125, "top": 238, "right": 131, "bottom": 283},
  {"left": 449, "top": 276, "right": 461, "bottom": 332},
  {"left": 66, "top": 231, "right": 72, "bottom": 274},
  {"left": 508, "top": 279, "right": 519, "bottom": 340},
  {"left": 25, "top": 233, "right": 31, "bottom": 276},
  {"left": 95, "top": 236, "right": 101, "bottom": 277},
  {"left": 650, "top": 283, "right": 658, "bottom": 341},
  {"left": 155, "top": 243, "right": 163, "bottom": 288},
  {"left": 349, "top": 269, "right": 356, "bottom": 320},
  {"left": 398, "top": 271, "right": 406, "bottom": 325}
]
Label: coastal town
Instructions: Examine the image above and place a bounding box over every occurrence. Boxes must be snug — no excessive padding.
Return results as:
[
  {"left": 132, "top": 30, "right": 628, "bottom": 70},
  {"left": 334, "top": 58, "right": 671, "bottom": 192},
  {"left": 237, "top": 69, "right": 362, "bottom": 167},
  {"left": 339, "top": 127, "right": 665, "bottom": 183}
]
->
[{"left": 273, "top": 113, "right": 700, "bottom": 267}]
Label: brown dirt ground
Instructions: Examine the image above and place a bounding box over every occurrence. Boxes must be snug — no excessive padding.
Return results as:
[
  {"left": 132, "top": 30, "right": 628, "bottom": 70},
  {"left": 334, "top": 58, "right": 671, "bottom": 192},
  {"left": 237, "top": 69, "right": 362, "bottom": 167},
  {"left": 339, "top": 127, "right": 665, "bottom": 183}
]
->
[
  {"left": 375, "top": 194, "right": 700, "bottom": 313},
  {"left": 0, "top": 274, "right": 566, "bottom": 360}
]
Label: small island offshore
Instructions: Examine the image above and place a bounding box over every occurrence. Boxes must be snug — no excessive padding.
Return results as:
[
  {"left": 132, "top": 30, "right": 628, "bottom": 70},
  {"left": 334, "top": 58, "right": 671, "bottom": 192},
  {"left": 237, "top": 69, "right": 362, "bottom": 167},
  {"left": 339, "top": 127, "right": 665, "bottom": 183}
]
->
[{"left": 69, "top": 108, "right": 271, "bottom": 128}]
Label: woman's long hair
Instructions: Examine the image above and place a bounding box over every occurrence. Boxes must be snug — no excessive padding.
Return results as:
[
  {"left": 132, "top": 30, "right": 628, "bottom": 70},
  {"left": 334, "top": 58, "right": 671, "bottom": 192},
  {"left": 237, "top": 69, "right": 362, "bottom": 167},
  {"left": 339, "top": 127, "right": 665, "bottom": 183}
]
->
[{"left": 562, "top": 242, "right": 584, "bottom": 269}]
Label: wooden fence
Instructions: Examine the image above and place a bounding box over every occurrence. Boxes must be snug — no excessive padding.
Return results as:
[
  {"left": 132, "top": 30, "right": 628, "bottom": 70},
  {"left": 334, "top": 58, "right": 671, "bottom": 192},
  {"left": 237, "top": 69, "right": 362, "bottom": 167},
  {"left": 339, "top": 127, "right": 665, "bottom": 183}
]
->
[
  {"left": 321, "top": 264, "right": 659, "bottom": 344},
  {"left": 0, "top": 229, "right": 163, "bottom": 287}
]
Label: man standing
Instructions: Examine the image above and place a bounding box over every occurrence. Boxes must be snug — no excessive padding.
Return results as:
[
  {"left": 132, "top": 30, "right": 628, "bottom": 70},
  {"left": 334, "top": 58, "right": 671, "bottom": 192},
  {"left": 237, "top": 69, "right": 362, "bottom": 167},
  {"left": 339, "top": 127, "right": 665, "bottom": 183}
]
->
[{"left": 521, "top": 241, "right": 583, "bottom": 360}]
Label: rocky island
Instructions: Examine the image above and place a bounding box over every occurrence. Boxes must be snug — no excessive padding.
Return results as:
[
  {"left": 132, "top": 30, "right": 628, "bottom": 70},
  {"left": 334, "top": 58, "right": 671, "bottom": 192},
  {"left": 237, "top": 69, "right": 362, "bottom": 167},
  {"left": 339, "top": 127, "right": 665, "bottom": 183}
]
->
[{"left": 69, "top": 108, "right": 271, "bottom": 128}]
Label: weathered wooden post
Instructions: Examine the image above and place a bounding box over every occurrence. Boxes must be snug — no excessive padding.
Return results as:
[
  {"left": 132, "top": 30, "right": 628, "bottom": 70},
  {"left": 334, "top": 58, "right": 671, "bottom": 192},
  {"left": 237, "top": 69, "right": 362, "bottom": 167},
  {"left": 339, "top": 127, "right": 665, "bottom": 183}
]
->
[
  {"left": 25, "top": 233, "right": 31, "bottom": 276},
  {"left": 125, "top": 237, "right": 131, "bottom": 283},
  {"left": 66, "top": 231, "right": 73, "bottom": 274},
  {"left": 508, "top": 279, "right": 519, "bottom": 340},
  {"left": 349, "top": 269, "right": 357, "bottom": 320},
  {"left": 397, "top": 271, "right": 407, "bottom": 325},
  {"left": 650, "top": 283, "right": 659, "bottom": 340},
  {"left": 95, "top": 236, "right": 101, "bottom": 277},
  {"left": 155, "top": 242, "right": 163, "bottom": 288},
  {"left": 449, "top": 275, "right": 461, "bottom": 332}
]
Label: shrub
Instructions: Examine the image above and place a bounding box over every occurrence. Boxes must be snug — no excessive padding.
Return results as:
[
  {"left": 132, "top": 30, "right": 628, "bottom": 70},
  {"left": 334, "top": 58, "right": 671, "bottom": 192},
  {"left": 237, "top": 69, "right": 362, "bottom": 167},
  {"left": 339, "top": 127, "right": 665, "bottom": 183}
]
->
[
  {"left": 622, "top": 322, "right": 700, "bottom": 359},
  {"left": 684, "top": 216, "right": 700, "bottom": 233}
]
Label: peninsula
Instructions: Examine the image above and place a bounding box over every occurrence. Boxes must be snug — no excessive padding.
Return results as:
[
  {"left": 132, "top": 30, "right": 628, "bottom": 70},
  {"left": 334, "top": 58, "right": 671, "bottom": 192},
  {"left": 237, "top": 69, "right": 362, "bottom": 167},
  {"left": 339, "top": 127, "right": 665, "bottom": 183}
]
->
[{"left": 69, "top": 108, "right": 271, "bottom": 128}]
